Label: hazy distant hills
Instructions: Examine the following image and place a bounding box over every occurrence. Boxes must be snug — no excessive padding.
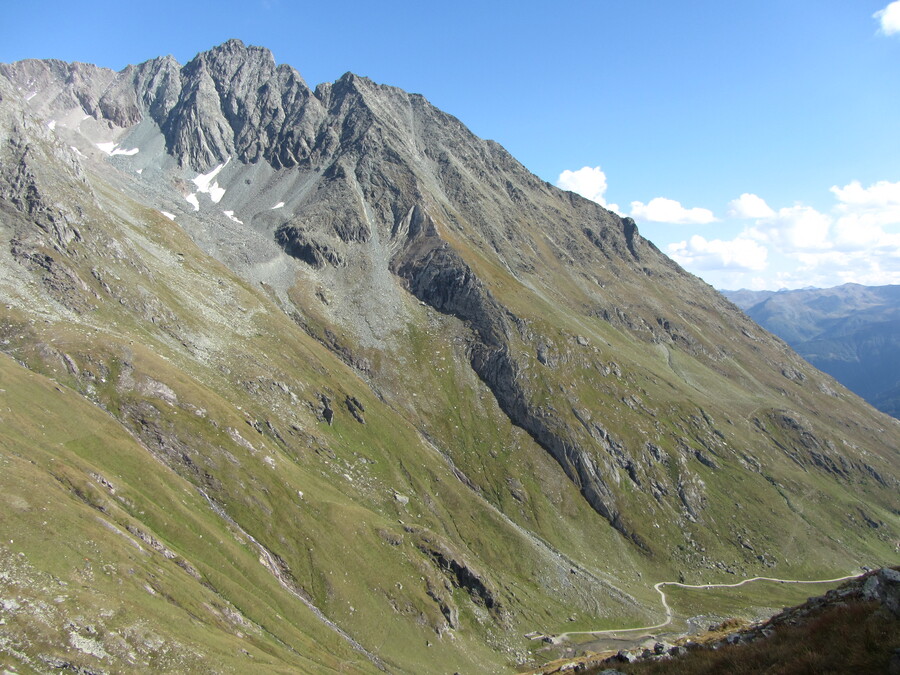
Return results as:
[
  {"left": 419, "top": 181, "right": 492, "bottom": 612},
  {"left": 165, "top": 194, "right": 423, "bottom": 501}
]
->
[{"left": 723, "top": 284, "right": 900, "bottom": 418}]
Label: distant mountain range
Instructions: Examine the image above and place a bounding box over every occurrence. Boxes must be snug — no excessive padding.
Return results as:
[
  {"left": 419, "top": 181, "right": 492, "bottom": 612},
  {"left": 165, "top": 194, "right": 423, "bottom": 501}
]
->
[{"left": 723, "top": 284, "right": 900, "bottom": 418}]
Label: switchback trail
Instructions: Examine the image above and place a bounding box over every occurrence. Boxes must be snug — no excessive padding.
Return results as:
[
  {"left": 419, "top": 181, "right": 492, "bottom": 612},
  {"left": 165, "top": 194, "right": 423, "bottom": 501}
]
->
[{"left": 548, "top": 573, "right": 860, "bottom": 640}]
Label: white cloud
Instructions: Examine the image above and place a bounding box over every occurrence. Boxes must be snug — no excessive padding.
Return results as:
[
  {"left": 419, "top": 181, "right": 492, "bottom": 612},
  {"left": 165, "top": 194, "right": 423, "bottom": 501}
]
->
[
  {"left": 832, "top": 214, "right": 888, "bottom": 251},
  {"left": 630, "top": 197, "right": 717, "bottom": 224},
  {"left": 726, "top": 193, "right": 774, "bottom": 219},
  {"left": 748, "top": 205, "right": 832, "bottom": 251},
  {"left": 826, "top": 179, "right": 900, "bottom": 251},
  {"left": 875, "top": 1, "right": 900, "bottom": 35},
  {"left": 557, "top": 166, "right": 612, "bottom": 207},
  {"left": 785, "top": 248, "right": 900, "bottom": 286},
  {"left": 831, "top": 179, "right": 900, "bottom": 208},
  {"left": 829, "top": 179, "right": 900, "bottom": 232},
  {"left": 668, "top": 235, "right": 767, "bottom": 271}
]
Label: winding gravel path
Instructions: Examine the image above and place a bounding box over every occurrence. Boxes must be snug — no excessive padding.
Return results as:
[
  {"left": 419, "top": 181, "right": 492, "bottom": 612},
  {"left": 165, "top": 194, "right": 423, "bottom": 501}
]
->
[{"left": 549, "top": 573, "right": 860, "bottom": 640}]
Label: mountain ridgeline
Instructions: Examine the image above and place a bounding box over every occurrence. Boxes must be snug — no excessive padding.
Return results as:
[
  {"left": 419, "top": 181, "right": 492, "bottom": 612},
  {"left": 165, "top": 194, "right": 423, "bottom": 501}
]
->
[{"left": 0, "top": 40, "right": 897, "bottom": 673}]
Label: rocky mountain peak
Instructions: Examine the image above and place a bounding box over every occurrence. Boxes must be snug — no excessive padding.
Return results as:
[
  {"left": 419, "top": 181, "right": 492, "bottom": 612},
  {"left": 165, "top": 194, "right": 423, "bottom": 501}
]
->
[
  {"left": 160, "top": 40, "right": 319, "bottom": 168},
  {"left": 180, "top": 38, "right": 280, "bottom": 92},
  {"left": 204, "top": 37, "right": 274, "bottom": 62}
]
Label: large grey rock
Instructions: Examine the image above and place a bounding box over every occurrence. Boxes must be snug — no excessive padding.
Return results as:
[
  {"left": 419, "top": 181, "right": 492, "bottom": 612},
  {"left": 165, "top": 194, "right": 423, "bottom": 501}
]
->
[{"left": 862, "top": 568, "right": 900, "bottom": 617}]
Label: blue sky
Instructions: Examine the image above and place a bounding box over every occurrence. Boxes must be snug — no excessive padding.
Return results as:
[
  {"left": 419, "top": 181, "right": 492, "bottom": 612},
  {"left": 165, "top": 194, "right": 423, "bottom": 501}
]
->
[{"left": 3, "top": 1, "right": 900, "bottom": 290}]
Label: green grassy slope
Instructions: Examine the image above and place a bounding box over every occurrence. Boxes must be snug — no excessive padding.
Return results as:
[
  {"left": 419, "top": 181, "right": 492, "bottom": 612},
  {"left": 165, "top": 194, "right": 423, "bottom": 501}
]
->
[{"left": 0, "top": 353, "right": 373, "bottom": 674}]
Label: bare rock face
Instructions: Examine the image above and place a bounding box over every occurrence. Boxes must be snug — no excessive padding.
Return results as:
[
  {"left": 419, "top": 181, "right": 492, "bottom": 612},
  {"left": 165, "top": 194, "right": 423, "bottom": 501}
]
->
[
  {"left": 863, "top": 567, "right": 900, "bottom": 617},
  {"left": 3, "top": 42, "right": 898, "bottom": 542},
  {"left": 0, "top": 77, "right": 97, "bottom": 312},
  {"left": 161, "top": 40, "right": 319, "bottom": 168},
  {"left": 0, "top": 58, "right": 118, "bottom": 122}
]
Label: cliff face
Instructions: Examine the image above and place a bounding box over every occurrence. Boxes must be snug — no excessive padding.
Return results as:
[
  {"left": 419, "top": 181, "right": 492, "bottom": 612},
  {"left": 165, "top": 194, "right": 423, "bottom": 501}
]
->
[{"left": 0, "top": 40, "right": 897, "bottom": 674}]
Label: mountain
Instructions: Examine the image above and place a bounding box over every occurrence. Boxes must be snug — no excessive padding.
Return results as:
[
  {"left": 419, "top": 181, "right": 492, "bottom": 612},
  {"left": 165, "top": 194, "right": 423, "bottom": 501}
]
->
[
  {"left": 724, "top": 284, "right": 900, "bottom": 418},
  {"left": 0, "top": 40, "right": 897, "bottom": 673}
]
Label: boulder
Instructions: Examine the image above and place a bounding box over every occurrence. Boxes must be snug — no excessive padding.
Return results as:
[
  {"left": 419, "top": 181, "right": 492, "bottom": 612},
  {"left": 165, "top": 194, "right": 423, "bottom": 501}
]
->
[
  {"left": 614, "top": 649, "right": 638, "bottom": 663},
  {"left": 653, "top": 641, "right": 672, "bottom": 654},
  {"left": 862, "top": 568, "right": 900, "bottom": 617}
]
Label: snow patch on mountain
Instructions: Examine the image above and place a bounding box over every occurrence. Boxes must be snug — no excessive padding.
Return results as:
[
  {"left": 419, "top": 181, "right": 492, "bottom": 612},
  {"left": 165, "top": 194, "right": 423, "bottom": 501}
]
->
[
  {"left": 96, "top": 141, "right": 140, "bottom": 156},
  {"left": 192, "top": 159, "right": 229, "bottom": 204}
]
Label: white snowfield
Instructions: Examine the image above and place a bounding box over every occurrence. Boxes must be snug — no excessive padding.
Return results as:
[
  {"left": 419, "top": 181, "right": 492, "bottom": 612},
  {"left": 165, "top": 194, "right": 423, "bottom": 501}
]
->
[
  {"left": 96, "top": 142, "right": 140, "bottom": 156},
  {"left": 160, "top": 211, "right": 176, "bottom": 221},
  {"left": 223, "top": 210, "right": 243, "bottom": 224},
  {"left": 192, "top": 159, "right": 229, "bottom": 204},
  {"left": 271, "top": 201, "right": 285, "bottom": 210},
  {"left": 185, "top": 194, "right": 200, "bottom": 211}
]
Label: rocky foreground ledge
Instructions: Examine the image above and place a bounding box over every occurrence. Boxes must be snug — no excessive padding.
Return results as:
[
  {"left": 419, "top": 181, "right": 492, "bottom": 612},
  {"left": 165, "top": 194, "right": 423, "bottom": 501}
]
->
[{"left": 528, "top": 567, "right": 900, "bottom": 674}]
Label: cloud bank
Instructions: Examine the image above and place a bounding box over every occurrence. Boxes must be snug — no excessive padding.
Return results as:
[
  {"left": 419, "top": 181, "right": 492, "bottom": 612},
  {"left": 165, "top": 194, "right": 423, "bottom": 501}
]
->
[
  {"left": 671, "top": 179, "right": 900, "bottom": 289},
  {"left": 556, "top": 163, "right": 899, "bottom": 289}
]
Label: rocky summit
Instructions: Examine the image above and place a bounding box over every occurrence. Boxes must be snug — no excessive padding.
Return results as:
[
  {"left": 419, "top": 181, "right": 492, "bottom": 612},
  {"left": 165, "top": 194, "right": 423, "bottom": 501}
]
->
[{"left": 0, "top": 40, "right": 897, "bottom": 673}]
